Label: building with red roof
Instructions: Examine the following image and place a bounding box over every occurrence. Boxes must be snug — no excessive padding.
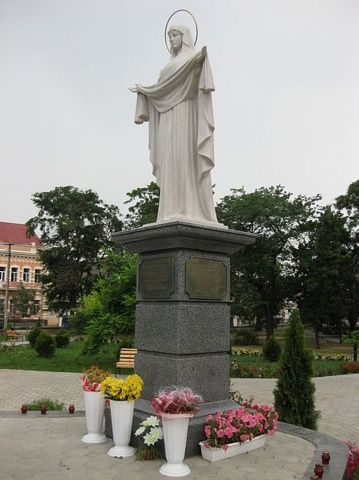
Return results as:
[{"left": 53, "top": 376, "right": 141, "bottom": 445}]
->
[{"left": 0, "top": 222, "right": 58, "bottom": 327}]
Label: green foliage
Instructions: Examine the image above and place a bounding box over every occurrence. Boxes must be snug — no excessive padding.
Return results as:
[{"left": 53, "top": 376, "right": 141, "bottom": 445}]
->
[
  {"left": 11, "top": 283, "right": 37, "bottom": 317},
  {"left": 26, "top": 398, "right": 65, "bottom": 411},
  {"left": 336, "top": 180, "right": 359, "bottom": 332},
  {"left": 296, "top": 207, "right": 350, "bottom": 346},
  {"left": 217, "top": 186, "right": 321, "bottom": 337},
  {"left": 262, "top": 335, "right": 282, "bottom": 362},
  {"left": 28, "top": 325, "right": 42, "bottom": 348},
  {"left": 78, "top": 251, "right": 137, "bottom": 354},
  {"left": 124, "top": 182, "right": 160, "bottom": 228},
  {"left": 0, "top": 339, "right": 119, "bottom": 372},
  {"left": 336, "top": 179, "right": 359, "bottom": 236},
  {"left": 233, "top": 328, "right": 259, "bottom": 346},
  {"left": 117, "top": 336, "right": 135, "bottom": 349},
  {"left": 26, "top": 186, "right": 122, "bottom": 313},
  {"left": 34, "top": 331, "right": 56, "bottom": 357},
  {"left": 274, "top": 310, "right": 320, "bottom": 429},
  {"left": 55, "top": 330, "right": 70, "bottom": 348}
]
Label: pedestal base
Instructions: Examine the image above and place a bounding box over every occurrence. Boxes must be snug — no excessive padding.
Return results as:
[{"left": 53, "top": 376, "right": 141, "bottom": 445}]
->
[{"left": 112, "top": 221, "right": 256, "bottom": 457}]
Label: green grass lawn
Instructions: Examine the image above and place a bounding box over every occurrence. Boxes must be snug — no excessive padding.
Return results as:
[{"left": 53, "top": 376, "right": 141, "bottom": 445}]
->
[
  {"left": 0, "top": 340, "right": 120, "bottom": 374},
  {"left": 0, "top": 334, "right": 355, "bottom": 378}
]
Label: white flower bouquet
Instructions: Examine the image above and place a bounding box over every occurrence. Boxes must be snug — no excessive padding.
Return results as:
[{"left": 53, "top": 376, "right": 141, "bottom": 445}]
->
[{"left": 135, "top": 415, "right": 163, "bottom": 460}]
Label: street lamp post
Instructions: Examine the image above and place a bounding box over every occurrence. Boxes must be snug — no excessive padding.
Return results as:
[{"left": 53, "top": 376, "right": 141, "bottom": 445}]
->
[
  {"left": 3, "top": 243, "right": 14, "bottom": 331},
  {"left": 352, "top": 254, "right": 359, "bottom": 362}
]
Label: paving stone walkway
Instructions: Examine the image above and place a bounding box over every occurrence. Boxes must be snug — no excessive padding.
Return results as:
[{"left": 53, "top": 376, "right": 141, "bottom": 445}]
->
[
  {"left": 0, "top": 370, "right": 356, "bottom": 480},
  {"left": 1, "top": 369, "right": 358, "bottom": 444}
]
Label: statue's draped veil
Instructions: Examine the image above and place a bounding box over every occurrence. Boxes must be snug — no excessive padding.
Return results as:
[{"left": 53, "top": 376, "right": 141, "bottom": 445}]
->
[{"left": 168, "top": 25, "right": 195, "bottom": 57}]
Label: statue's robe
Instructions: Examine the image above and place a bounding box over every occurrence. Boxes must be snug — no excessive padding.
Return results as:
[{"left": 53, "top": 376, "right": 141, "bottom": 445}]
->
[{"left": 133, "top": 48, "right": 218, "bottom": 225}]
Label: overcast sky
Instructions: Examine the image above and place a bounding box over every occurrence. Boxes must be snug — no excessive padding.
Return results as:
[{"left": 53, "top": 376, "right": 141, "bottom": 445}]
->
[{"left": 1, "top": 0, "right": 358, "bottom": 224}]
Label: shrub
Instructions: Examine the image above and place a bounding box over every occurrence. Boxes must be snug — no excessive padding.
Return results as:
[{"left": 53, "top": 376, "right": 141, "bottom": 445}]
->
[
  {"left": 274, "top": 309, "right": 320, "bottom": 430},
  {"left": 340, "top": 362, "right": 359, "bottom": 374},
  {"left": 34, "top": 331, "right": 55, "bottom": 357},
  {"left": 81, "top": 337, "right": 91, "bottom": 355},
  {"left": 233, "top": 328, "right": 259, "bottom": 346},
  {"left": 55, "top": 330, "right": 70, "bottom": 348},
  {"left": 26, "top": 398, "right": 65, "bottom": 411},
  {"left": 262, "top": 335, "right": 282, "bottom": 362},
  {"left": 28, "top": 325, "right": 42, "bottom": 348}
]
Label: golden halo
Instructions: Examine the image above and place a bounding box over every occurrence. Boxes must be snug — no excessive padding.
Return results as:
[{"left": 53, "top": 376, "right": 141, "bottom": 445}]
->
[{"left": 164, "top": 9, "right": 198, "bottom": 53}]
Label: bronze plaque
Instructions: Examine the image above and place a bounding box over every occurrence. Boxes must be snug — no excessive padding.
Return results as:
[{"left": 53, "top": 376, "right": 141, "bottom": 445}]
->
[
  {"left": 185, "top": 257, "right": 227, "bottom": 300},
  {"left": 139, "top": 256, "right": 174, "bottom": 299}
]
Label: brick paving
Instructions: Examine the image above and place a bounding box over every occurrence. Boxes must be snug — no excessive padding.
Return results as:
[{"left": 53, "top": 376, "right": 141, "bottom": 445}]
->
[
  {"left": 0, "top": 369, "right": 357, "bottom": 479},
  {"left": 1, "top": 369, "right": 358, "bottom": 444}
]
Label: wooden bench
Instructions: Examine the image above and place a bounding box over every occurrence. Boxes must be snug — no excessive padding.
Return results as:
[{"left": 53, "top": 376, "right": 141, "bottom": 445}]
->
[
  {"left": 5, "top": 330, "right": 18, "bottom": 341},
  {"left": 116, "top": 348, "right": 137, "bottom": 371}
]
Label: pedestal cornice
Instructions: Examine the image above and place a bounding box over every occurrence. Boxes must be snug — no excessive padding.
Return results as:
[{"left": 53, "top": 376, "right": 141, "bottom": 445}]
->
[{"left": 113, "top": 221, "right": 256, "bottom": 255}]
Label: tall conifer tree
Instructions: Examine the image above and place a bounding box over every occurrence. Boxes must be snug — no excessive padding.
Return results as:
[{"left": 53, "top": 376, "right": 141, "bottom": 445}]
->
[{"left": 274, "top": 309, "right": 319, "bottom": 429}]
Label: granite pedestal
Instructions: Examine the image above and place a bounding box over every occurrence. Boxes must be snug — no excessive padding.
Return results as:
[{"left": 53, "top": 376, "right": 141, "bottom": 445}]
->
[{"left": 110, "top": 221, "right": 256, "bottom": 455}]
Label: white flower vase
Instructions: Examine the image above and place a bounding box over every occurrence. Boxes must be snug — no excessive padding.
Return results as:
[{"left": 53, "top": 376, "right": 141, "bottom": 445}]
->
[
  {"left": 81, "top": 390, "right": 107, "bottom": 443},
  {"left": 159, "top": 413, "right": 192, "bottom": 477},
  {"left": 108, "top": 399, "right": 135, "bottom": 458}
]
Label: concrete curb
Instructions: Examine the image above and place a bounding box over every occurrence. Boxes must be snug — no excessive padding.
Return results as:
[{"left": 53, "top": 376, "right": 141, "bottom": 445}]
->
[{"left": 278, "top": 422, "right": 349, "bottom": 480}]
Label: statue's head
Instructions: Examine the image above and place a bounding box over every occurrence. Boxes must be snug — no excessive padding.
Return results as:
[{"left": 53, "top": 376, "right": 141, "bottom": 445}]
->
[{"left": 168, "top": 25, "right": 194, "bottom": 56}]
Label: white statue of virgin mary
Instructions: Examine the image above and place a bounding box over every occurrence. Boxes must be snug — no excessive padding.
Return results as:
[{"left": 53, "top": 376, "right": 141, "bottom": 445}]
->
[{"left": 130, "top": 25, "right": 219, "bottom": 226}]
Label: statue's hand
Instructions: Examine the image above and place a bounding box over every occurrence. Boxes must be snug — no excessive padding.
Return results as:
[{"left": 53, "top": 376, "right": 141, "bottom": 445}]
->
[{"left": 129, "top": 84, "right": 139, "bottom": 93}]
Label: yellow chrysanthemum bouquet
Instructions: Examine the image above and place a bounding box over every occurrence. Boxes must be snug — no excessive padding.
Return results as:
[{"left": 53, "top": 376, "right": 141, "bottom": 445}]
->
[{"left": 101, "top": 374, "right": 143, "bottom": 401}]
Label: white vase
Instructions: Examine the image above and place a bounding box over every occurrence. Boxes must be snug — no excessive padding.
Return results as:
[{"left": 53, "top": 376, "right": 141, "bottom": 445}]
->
[
  {"left": 159, "top": 413, "right": 193, "bottom": 477},
  {"left": 81, "top": 390, "right": 107, "bottom": 444},
  {"left": 108, "top": 399, "right": 135, "bottom": 458},
  {"left": 199, "top": 434, "right": 266, "bottom": 462}
]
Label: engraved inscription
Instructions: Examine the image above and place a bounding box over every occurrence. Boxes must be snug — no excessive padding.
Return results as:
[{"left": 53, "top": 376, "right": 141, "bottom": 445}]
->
[
  {"left": 139, "top": 257, "right": 174, "bottom": 299},
  {"left": 186, "top": 257, "right": 227, "bottom": 300}
]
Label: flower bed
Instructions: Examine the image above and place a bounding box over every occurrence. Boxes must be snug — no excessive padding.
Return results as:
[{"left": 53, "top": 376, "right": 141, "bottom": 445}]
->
[
  {"left": 340, "top": 362, "right": 359, "bottom": 374},
  {"left": 346, "top": 441, "right": 359, "bottom": 480}
]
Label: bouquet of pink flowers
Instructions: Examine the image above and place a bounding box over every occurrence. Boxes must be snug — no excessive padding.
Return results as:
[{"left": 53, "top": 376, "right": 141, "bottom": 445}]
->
[
  {"left": 81, "top": 365, "right": 110, "bottom": 392},
  {"left": 151, "top": 387, "right": 202, "bottom": 415},
  {"left": 203, "top": 404, "right": 278, "bottom": 450}
]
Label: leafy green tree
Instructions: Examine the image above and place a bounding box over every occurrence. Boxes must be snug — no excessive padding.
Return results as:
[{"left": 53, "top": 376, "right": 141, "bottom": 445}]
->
[
  {"left": 336, "top": 180, "right": 359, "bottom": 332},
  {"left": 217, "top": 186, "right": 321, "bottom": 337},
  {"left": 124, "top": 182, "right": 160, "bottom": 228},
  {"left": 336, "top": 179, "right": 359, "bottom": 236},
  {"left": 343, "top": 330, "right": 359, "bottom": 362},
  {"left": 274, "top": 309, "right": 319, "bottom": 429},
  {"left": 296, "top": 207, "right": 350, "bottom": 347},
  {"left": 27, "top": 186, "right": 122, "bottom": 313},
  {"left": 75, "top": 251, "right": 136, "bottom": 354},
  {"left": 12, "top": 283, "right": 36, "bottom": 317}
]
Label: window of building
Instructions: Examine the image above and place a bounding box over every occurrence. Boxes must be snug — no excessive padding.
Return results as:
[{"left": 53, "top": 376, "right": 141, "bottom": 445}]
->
[
  {"left": 11, "top": 267, "right": 18, "bottom": 282},
  {"left": 34, "top": 269, "right": 41, "bottom": 283},
  {"left": 0, "top": 299, "right": 4, "bottom": 314},
  {"left": 9, "top": 299, "right": 15, "bottom": 314},
  {"left": 0, "top": 267, "right": 5, "bottom": 282},
  {"left": 23, "top": 268, "right": 30, "bottom": 282},
  {"left": 33, "top": 300, "right": 40, "bottom": 314}
]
